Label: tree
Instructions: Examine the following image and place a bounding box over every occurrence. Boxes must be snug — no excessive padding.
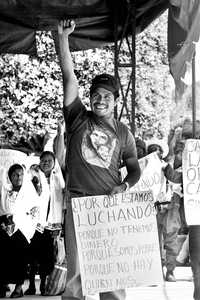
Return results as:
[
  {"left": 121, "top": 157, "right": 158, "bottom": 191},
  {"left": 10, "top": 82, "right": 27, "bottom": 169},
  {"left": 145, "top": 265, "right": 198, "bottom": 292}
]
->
[
  {"left": 135, "top": 12, "right": 173, "bottom": 140},
  {"left": 0, "top": 12, "right": 173, "bottom": 150}
]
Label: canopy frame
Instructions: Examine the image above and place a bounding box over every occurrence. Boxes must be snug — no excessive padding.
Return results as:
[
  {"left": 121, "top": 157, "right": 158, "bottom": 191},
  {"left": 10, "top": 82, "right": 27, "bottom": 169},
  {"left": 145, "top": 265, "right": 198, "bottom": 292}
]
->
[{"left": 114, "top": 1, "right": 136, "bottom": 135}]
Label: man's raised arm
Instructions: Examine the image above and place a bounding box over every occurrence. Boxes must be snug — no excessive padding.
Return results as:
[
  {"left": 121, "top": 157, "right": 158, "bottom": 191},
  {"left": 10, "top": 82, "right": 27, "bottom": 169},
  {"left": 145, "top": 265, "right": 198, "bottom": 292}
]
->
[{"left": 58, "top": 20, "right": 78, "bottom": 107}]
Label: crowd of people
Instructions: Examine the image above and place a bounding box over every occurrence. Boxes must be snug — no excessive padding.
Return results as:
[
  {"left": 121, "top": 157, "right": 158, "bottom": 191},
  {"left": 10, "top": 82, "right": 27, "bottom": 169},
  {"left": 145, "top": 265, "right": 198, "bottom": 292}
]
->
[
  {"left": 0, "top": 19, "right": 197, "bottom": 300},
  {"left": 136, "top": 136, "right": 187, "bottom": 282},
  {"left": 0, "top": 150, "right": 65, "bottom": 298}
]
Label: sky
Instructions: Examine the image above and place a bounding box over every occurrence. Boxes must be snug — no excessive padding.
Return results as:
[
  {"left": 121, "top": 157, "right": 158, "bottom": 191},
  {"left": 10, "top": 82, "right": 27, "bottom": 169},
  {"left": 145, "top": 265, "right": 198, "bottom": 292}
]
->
[
  {"left": 182, "top": 41, "right": 200, "bottom": 85},
  {"left": 196, "top": 42, "right": 200, "bottom": 80}
]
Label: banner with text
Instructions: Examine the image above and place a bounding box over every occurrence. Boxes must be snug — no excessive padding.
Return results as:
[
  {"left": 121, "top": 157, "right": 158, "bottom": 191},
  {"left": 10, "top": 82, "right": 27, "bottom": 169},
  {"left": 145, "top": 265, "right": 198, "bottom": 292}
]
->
[
  {"left": 72, "top": 191, "right": 163, "bottom": 295},
  {"left": 183, "top": 139, "right": 200, "bottom": 225},
  {"left": 0, "top": 149, "right": 27, "bottom": 170},
  {"left": 122, "top": 152, "right": 168, "bottom": 203}
]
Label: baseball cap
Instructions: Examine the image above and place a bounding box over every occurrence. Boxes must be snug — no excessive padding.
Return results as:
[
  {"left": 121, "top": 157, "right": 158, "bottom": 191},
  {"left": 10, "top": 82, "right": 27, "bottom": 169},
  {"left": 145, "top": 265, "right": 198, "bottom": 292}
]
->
[{"left": 90, "top": 73, "right": 120, "bottom": 98}]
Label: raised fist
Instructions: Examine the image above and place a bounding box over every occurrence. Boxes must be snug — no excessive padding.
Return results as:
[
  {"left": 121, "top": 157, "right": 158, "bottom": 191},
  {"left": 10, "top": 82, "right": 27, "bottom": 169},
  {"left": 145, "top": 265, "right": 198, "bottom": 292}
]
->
[{"left": 58, "top": 19, "right": 75, "bottom": 36}]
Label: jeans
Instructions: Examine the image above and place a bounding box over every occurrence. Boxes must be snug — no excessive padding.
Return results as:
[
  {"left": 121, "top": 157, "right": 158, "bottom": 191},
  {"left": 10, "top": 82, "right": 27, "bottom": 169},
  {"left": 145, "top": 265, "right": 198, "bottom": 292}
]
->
[
  {"left": 157, "top": 204, "right": 181, "bottom": 272},
  {"left": 189, "top": 226, "right": 200, "bottom": 300}
]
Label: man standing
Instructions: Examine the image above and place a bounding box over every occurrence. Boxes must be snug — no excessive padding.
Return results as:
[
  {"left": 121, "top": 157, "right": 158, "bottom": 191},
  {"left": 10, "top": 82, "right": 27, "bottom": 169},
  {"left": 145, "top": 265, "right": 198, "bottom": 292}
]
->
[{"left": 58, "top": 20, "right": 141, "bottom": 300}]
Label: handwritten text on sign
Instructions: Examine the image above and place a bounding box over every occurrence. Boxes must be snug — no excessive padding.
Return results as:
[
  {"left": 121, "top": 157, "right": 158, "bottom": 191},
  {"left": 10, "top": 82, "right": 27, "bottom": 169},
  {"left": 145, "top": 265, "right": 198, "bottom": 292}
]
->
[
  {"left": 183, "top": 139, "right": 200, "bottom": 225},
  {"left": 0, "top": 149, "right": 27, "bottom": 170},
  {"left": 72, "top": 191, "right": 163, "bottom": 295},
  {"left": 121, "top": 152, "right": 167, "bottom": 203}
]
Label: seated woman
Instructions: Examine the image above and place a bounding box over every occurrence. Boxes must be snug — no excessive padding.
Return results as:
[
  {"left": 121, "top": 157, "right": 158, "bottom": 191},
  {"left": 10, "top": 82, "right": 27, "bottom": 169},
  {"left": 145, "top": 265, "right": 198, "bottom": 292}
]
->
[
  {"left": 0, "top": 163, "right": 40, "bottom": 298},
  {"left": 25, "top": 151, "right": 65, "bottom": 296}
]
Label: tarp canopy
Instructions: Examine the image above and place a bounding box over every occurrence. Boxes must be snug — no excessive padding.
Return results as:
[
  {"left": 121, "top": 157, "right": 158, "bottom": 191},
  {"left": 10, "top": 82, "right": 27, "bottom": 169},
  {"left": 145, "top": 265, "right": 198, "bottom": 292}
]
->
[
  {"left": 0, "top": 0, "right": 200, "bottom": 94},
  {"left": 0, "top": 0, "right": 168, "bottom": 54}
]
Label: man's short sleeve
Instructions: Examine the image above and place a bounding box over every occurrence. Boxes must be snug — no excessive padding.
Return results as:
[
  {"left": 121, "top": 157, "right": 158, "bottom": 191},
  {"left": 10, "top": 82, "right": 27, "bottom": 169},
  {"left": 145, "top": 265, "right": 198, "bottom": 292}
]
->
[{"left": 122, "top": 128, "right": 137, "bottom": 161}]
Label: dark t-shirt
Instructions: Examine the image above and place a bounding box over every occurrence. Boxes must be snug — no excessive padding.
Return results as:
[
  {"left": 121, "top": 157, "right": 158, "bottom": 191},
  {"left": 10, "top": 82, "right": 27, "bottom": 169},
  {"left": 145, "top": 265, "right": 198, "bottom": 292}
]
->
[{"left": 63, "top": 97, "right": 137, "bottom": 196}]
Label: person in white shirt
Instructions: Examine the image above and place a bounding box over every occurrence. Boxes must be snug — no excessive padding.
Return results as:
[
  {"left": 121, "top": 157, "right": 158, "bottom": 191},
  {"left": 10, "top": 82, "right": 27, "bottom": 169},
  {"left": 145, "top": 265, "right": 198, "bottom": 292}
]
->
[
  {"left": 0, "top": 163, "right": 40, "bottom": 298},
  {"left": 25, "top": 151, "right": 65, "bottom": 296}
]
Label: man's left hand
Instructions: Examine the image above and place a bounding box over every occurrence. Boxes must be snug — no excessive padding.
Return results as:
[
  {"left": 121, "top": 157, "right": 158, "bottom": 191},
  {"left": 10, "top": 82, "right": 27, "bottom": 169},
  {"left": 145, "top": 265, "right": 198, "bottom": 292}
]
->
[{"left": 110, "top": 183, "right": 127, "bottom": 195}]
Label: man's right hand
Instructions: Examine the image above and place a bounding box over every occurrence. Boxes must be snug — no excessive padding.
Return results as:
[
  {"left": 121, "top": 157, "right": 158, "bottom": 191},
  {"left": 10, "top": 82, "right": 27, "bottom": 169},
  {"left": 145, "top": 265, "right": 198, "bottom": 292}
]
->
[
  {"left": 57, "top": 19, "right": 78, "bottom": 107},
  {"left": 58, "top": 20, "right": 76, "bottom": 36}
]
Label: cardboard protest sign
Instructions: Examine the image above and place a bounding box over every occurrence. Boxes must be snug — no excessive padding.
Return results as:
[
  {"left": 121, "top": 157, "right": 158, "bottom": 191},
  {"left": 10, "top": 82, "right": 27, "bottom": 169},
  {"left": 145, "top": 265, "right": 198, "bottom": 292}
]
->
[
  {"left": 72, "top": 191, "right": 163, "bottom": 295},
  {"left": 183, "top": 139, "right": 200, "bottom": 225},
  {"left": 0, "top": 149, "right": 27, "bottom": 170},
  {"left": 0, "top": 149, "right": 40, "bottom": 174},
  {"left": 122, "top": 152, "right": 168, "bottom": 203}
]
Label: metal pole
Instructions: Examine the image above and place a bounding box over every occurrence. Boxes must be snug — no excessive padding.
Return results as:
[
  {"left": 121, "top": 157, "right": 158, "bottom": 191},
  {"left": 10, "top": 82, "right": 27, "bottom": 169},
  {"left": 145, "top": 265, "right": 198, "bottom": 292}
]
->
[
  {"left": 130, "top": 1, "right": 136, "bottom": 135},
  {"left": 192, "top": 51, "right": 196, "bottom": 138},
  {"left": 114, "top": 3, "right": 119, "bottom": 120},
  {"left": 113, "top": 0, "right": 136, "bottom": 134}
]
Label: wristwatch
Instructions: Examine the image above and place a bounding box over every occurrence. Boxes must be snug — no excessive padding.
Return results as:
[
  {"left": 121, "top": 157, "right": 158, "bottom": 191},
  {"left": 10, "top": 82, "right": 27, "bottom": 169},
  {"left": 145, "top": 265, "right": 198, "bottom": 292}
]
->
[{"left": 123, "top": 181, "right": 130, "bottom": 192}]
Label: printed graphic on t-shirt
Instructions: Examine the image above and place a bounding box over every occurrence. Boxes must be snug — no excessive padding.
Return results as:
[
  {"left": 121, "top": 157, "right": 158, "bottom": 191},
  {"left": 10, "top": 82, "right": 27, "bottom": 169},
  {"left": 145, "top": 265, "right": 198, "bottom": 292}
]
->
[{"left": 81, "top": 125, "right": 117, "bottom": 168}]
